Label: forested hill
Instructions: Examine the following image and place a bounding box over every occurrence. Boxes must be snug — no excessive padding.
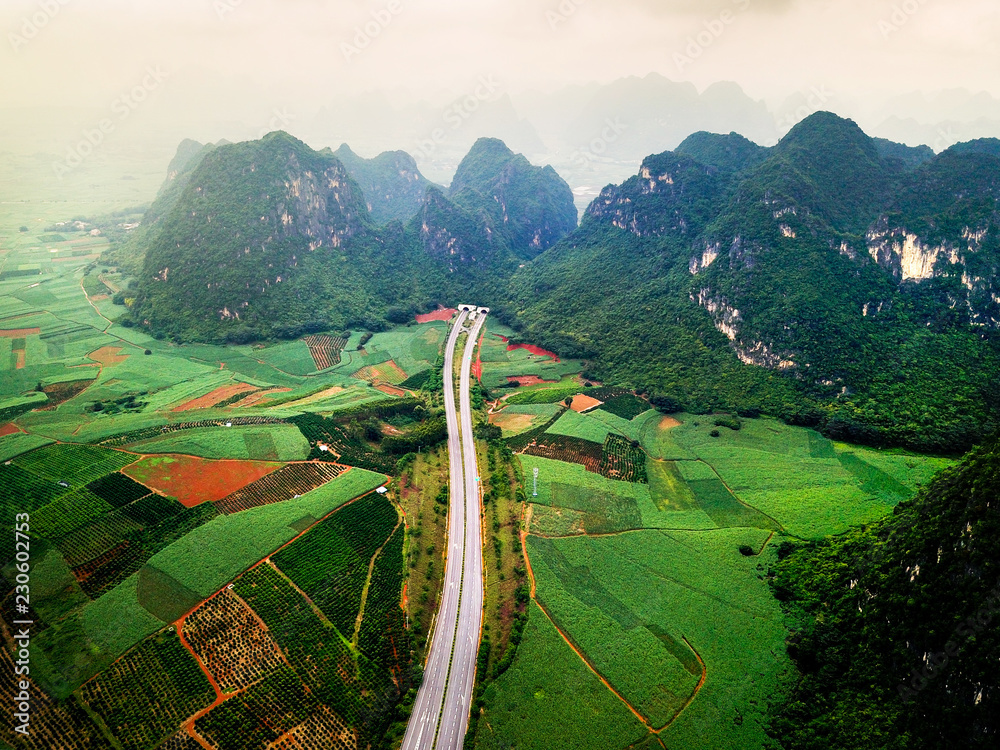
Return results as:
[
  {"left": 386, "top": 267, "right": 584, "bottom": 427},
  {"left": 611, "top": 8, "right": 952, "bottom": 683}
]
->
[
  {"left": 332, "top": 143, "right": 439, "bottom": 224},
  {"left": 767, "top": 436, "right": 1000, "bottom": 749},
  {"left": 128, "top": 133, "right": 577, "bottom": 342},
  {"left": 447, "top": 137, "right": 578, "bottom": 259},
  {"left": 505, "top": 112, "right": 1000, "bottom": 452},
  {"left": 126, "top": 117, "right": 1000, "bottom": 450}
]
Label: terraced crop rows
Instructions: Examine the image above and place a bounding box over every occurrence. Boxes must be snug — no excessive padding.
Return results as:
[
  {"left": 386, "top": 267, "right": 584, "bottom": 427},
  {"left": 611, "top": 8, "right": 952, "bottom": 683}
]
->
[
  {"left": 78, "top": 631, "right": 215, "bottom": 750},
  {"left": 213, "top": 463, "right": 346, "bottom": 515},
  {"left": 303, "top": 334, "right": 348, "bottom": 370},
  {"left": 184, "top": 590, "right": 285, "bottom": 692}
]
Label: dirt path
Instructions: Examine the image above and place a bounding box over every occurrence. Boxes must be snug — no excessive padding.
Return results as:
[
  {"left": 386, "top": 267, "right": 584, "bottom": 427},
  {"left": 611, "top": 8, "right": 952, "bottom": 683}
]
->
[
  {"left": 175, "top": 614, "right": 229, "bottom": 749},
  {"left": 353, "top": 517, "right": 403, "bottom": 646},
  {"left": 521, "top": 525, "right": 714, "bottom": 738},
  {"left": 80, "top": 275, "right": 114, "bottom": 333},
  {"left": 534, "top": 599, "right": 654, "bottom": 729}
]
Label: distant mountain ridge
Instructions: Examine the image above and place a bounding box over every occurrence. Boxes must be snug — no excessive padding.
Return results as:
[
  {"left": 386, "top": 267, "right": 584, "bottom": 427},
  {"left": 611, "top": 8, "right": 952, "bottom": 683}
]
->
[
  {"left": 506, "top": 112, "right": 1000, "bottom": 451},
  {"left": 128, "top": 116, "right": 1000, "bottom": 449},
  {"left": 129, "top": 133, "right": 577, "bottom": 341},
  {"left": 332, "top": 144, "right": 440, "bottom": 225}
]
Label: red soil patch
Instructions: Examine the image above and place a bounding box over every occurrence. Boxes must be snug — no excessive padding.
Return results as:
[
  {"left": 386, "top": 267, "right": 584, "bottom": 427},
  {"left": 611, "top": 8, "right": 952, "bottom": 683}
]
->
[
  {"left": 88, "top": 346, "right": 130, "bottom": 366},
  {"left": 235, "top": 388, "right": 292, "bottom": 408},
  {"left": 123, "top": 455, "right": 284, "bottom": 507},
  {"left": 172, "top": 383, "right": 258, "bottom": 412},
  {"left": 570, "top": 394, "right": 603, "bottom": 413},
  {"left": 14, "top": 350, "right": 25, "bottom": 369},
  {"left": 0, "top": 328, "right": 40, "bottom": 338},
  {"left": 0, "top": 423, "right": 22, "bottom": 437},
  {"left": 508, "top": 342, "right": 560, "bottom": 361},
  {"left": 506, "top": 375, "right": 559, "bottom": 386},
  {"left": 495, "top": 334, "right": 561, "bottom": 362},
  {"left": 473, "top": 326, "right": 486, "bottom": 382},
  {"left": 375, "top": 383, "right": 409, "bottom": 398},
  {"left": 89, "top": 294, "right": 109, "bottom": 302},
  {"left": 415, "top": 308, "right": 457, "bottom": 324}
]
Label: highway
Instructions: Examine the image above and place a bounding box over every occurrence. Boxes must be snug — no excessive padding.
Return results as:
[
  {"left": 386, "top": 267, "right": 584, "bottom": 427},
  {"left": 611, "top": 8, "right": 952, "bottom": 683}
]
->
[{"left": 401, "top": 306, "right": 487, "bottom": 750}]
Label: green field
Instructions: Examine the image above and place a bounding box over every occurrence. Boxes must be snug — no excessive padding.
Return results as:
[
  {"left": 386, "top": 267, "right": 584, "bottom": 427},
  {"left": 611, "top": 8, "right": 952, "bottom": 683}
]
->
[
  {"left": 478, "top": 601, "right": 649, "bottom": 750},
  {"left": 126, "top": 423, "right": 310, "bottom": 461},
  {"left": 144, "top": 468, "right": 387, "bottom": 600},
  {"left": 488, "top": 408, "right": 956, "bottom": 750}
]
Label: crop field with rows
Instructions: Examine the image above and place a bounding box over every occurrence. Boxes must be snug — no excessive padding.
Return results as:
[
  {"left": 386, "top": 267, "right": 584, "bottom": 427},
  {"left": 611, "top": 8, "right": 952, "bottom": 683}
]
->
[
  {"left": 271, "top": 493, "right": 399, "bottom": 638},
  {"left": 213, "top": 462, "right": 346, "bottom": 515},
  {"left": 12, "top": 443, "right": 136, "bottom": 488},
  {"left": 303, "top": 334, "right": 349, "bottom": 371},
  {"left": 231, "top": 563, "right": 401, "bottom": 744},
  {"left": 183, "top": 589, "right": 285, "bottom": 692},
  {"left": 78, "top": 631, "right": 215, "bottom": 750}
]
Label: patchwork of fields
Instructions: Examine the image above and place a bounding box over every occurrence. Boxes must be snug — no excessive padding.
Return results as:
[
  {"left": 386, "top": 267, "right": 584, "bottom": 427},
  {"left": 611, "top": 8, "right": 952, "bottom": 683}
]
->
[
  {"left": 0, "top": 223, "right": 960, "bottom": 750},
  {"left": 477, "top": 394, "right": 953, "bottom": 750},
  {"left": 0, "top": 224, "right": 444, "bottom": 749}
]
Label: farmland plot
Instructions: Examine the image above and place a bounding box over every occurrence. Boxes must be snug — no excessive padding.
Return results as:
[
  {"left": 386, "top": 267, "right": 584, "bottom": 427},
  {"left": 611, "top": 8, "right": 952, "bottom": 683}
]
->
[
  {"left": 213, "top": 462, "right": 346, "bottom": 515},
  {"left": 183, "top": 590, "right": 284, "bottom": 692},
  {"left": 271, "top": 492, "right": 398, "bottom": 638},
  {"left": 0, "top": 649, "right": 105, "bottom": 750},
  {"left": 78, "top": 630, "right": 215, "bottom": 750}
]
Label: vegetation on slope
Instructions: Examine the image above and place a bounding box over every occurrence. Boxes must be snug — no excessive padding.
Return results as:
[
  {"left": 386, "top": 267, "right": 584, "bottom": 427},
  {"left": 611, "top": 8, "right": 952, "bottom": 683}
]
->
[{"left": 767, "top": 437, "right": 1000, "bottom": 750}]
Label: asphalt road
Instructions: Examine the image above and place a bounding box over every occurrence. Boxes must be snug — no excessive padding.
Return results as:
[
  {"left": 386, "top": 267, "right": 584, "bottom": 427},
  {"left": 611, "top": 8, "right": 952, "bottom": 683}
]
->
[{"left": 401, "top": 308, "right": 486, "bottom": 750}]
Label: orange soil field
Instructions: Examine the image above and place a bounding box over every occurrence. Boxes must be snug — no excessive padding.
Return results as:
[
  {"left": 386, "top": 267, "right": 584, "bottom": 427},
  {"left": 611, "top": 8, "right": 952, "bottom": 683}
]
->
[
  {"left": 506, "top": 375, "right": 559, "bottom": 386},
  {"left": 375, "top": 383, "right": 408, "bottom": 397},
  {"left": 88, "top": 346, "right": 130, "bottom": 366},
  {"left": 14, "top": 350, "right": 25, "bottom": 369},
  {"left": 234, "top": 387, "right": 292, "bottom": 408},
  {"left": 353, "top": 360, "right": 408, "bottom": 385},
  {"left": 172, "top": 383, "right": 258, "bottom": 412},
  {"left": 89, "top": 294, "right": 109, "bottom": 302},
  {"left": 508, "top": 342, "right": 560, "bottom": 360},
  {"left": 415, "top": 308, "right": 457, "bottom": 324},
  {"left": 0, "top": 328, "right": 40, "bottom": 338},
  {"left": 0, "top": 423, "right": 22, "bottom": 437},
  {"left": 570, "top": 394, "right": 604, "bottom": 413},
  {"left": 659, "top": 415, "right": 682, "bottom": 429},
  {"left": 123, "top": 455, "right": 284, "bottom": 507},
  {"left": 490, "top": 412, "right": 537, "bottom": 433},
  {"left": 496, "top": 335, "right": 561, "bottom": 362}
]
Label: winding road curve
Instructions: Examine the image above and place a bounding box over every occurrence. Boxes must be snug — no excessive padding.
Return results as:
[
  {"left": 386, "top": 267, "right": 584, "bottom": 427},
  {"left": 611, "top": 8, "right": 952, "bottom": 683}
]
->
[{"left": 402, "top": 307, "right": 487, "bottom": 750}]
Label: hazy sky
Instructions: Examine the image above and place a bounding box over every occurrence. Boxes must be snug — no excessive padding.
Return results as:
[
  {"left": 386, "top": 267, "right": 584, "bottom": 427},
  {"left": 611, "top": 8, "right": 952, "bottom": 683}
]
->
[{"left": 2, "top": 0, "right": 998, "bottom": 112}]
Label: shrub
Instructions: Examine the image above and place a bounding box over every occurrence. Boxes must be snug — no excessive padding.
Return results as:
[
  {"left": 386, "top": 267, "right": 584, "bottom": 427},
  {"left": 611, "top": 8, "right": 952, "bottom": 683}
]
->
[{"left": 714, "top": 415, "right": 743, "bottom": 431}]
